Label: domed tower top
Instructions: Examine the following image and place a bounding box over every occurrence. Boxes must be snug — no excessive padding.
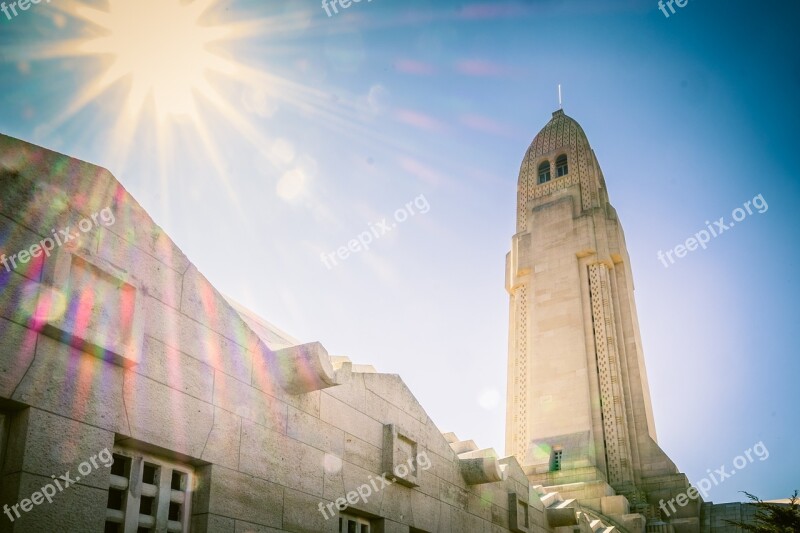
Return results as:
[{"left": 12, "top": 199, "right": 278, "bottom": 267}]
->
[
  {"left": 523, "top": 109, "right": 590, "bottom": 160},
  {"left": 516, "top": 109, "right": 607, "bottom": 231}
]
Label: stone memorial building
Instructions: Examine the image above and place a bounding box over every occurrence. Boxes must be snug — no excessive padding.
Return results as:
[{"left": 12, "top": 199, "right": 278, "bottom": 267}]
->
[{"left": 0, "top": 111, "right": 759, "bottom": 532}]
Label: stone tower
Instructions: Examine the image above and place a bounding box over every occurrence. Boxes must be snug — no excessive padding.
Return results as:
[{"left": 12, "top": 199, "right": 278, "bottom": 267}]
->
[{"left": 505, "top": 110, "right": 701, "bottom": 531}]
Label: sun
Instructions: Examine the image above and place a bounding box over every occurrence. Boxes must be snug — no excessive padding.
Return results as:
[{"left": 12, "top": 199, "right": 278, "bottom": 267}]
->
[
  {"left": 31, "top": 0, "right": 277, "bottom": 204},
  {"left": 27, "top": 0, "right": 371, "bottom": 205},
  {"left": 75, "top": 0, "right": 234, "bottom": 120}
]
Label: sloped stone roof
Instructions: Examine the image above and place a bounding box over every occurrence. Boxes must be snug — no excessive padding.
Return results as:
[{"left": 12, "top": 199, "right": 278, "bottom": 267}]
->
[{"left": 522, "top": 108, "right": 590, "bottom": 162}]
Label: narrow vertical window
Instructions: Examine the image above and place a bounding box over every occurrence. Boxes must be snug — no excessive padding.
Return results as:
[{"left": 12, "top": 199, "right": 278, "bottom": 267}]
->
[
  {"left": 551, "top": 448, "right": 563, "bottom": 472},
  {"left": 538, "top": 161, "right": 551, "bottom": 184},
  {"left": 556, "top": 154, "right": 568, "bottom": 177}
]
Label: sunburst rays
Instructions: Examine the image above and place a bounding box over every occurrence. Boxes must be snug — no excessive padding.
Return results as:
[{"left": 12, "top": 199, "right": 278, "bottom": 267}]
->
[{"left": 15, "top": 0, "right": 365, "bottom": 199}]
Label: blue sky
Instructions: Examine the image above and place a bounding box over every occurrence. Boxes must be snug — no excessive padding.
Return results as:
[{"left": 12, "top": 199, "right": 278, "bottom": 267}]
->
[{"left": 1, "top": 0, "right": 798, "bottom": 504}]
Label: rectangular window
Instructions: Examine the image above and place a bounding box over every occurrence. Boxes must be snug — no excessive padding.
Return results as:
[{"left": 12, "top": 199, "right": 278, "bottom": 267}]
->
[
  {"left": 339, "top": 513, "right": 371, "bottom": 533},
  {"left": 551, "top": 449, "right": 563, "bottom": 472},
  {"left": 556, "top": 156, "right": 568, "bottom": 177},
  {"left": 104, "top": 448, "right": 193, "bottom": 533}
]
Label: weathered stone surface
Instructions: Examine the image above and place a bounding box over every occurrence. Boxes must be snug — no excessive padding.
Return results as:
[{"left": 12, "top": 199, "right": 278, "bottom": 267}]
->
[
  {"left": 239, "top": 419, "right": 325, "bottom": 497},
  {"left": 4, "top": 408, "right": 114, "bottom": 490},
  {"left": 424, "top": 417, "right": 455, "bottom": 460},
  {"left": 0, "top": 317, "right": 37, "bottom": 398},
  {"left": 282, "top": 487, "right": 338, "bottom": 533},
  {"left": 363, "top": 373, "right": 428, "bottom": 423},
  {"left": 322, "top": 459, "right": 388, "bottom": 519},
  {"left": 440, "top": 479, "right": 470, "bottom": 511},
  {"left": 123, "top": 370, "right": 214, "bottom": 457},
  {"left": 136, "top": 336, "right": 214, "bottom": 403},
  {"left": 0, "top": 154, "right": 114, "bottom": 249},
  {"left": 143, "top": 295, "right": 252, "bottom": 384},
  {"left": 251, "top": 347, "right": 321, "bottom": 417},
  {"left": 378, "top": 480, "right": 414, "bottom": 521},
  {"left": 461, "top": 456, "right": 506, "bottom": 486},
  {"left": 12, "top": 335, "right": 128, "bottom": 434},
  {"left": 4, "top": 472, "right": 108, "bottom": 533},
  {"left": 377, "top": 520, "right": 408, "bottom": 533},
  {"left": 214, "top": 370, "right": 287, "bottom": 434},
  {"left": 365, "top": 389, "right": 425, "bottom": 444},
  {"left": 269, "top": 341, "right": 337, "bottom": 395},
  {"left": 102, "top": 206, "right": 190, "bottom": 275},
  {"left": 320, "top": 392, "right": 382, "bottom": 448},
  {"left": 324, "top": 369, "right": 366, "bottom": 410},
  {"left": 0, "top": 268, "right": 43, "bottom": 328},
  {"left": 344, "top": 433, "right": 381, "bottom": 474},
  {"left": 96, "top": 225, "right": 184, "bottom": 310},
  {"left": 408, "top": 488, "right": 443, "bottom": 532},
  {"left": 193, "top": 464, "right": 283, "bottom": 529},
  {"left": 234, "top": 519, "right": 285, "bottom": 533},
  {"left": 181, "top": 265, "right": 261, "bottom": 351},
  {"left": 191, "top": 514, "right": 236, "bottom": 533},
  {"left": 0, "top": 212, "right": 46, "bottom": 282},
  {"left": 202, "top": 407, "right": 242, "bottom": 470},
  {"left": 425, "top": 449, "right": 460, "bottom": 487},
  {"left": 287, "top": 405, "right": 345, "bottom": 458}
]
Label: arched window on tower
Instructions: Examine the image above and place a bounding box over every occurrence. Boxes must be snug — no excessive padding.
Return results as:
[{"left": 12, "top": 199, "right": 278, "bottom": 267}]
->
[
  {"left": 538, "top": 161, "right": 551, "bottom": 184},
  {"left": 556, "top": 154, "right": 568, "bottom": 177}
]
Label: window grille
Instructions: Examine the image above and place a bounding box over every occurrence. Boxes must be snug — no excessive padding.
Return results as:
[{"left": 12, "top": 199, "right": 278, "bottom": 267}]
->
[
  {"left": 339, "top": 513, "right": 371, "bottom": 533},
  {"left": 104, "top": 448, "right": 193, "bottom": 533},
  {"left": 551, "top": 449, "right": 563, "bottom": 472}
]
